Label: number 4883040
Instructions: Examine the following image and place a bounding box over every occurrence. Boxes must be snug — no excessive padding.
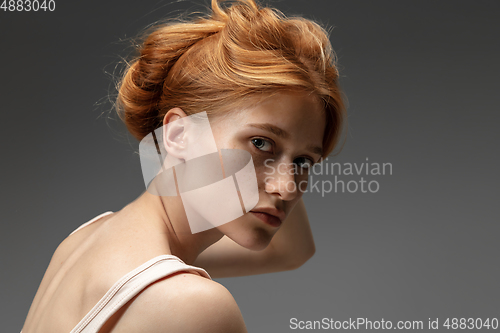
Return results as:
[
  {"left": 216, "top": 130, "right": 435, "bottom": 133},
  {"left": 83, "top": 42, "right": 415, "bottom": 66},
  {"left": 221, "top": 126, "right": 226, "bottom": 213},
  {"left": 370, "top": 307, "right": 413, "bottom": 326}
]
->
[{"left": 1, "top": 0, "right": 56, "bottom": 11}]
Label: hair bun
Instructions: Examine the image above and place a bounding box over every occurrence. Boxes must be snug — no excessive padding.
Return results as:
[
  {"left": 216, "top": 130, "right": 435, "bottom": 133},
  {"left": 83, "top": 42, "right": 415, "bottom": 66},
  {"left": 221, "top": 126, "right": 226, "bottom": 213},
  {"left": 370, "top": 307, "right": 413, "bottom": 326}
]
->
[
  {"left": 116, "top": 12, "right": 227, "bottom": 141},
  {"left": 116, "top": 0, "right": 346, "bottom": 158}
]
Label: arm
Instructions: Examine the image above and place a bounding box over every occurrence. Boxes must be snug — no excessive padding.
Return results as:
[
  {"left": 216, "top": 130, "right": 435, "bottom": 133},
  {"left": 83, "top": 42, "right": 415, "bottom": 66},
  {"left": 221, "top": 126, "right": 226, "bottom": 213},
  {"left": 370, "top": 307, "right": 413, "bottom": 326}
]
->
[{"left": 193, "top": 197, "right": 316, "bottom": 278}]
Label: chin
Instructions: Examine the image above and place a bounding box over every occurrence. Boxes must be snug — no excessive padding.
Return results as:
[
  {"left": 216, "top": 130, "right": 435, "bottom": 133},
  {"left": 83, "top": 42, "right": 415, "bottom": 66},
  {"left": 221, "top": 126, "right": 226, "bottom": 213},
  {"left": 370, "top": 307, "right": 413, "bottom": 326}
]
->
[
  {"left": 238, "top": 227, "right": 274, "bottom": 251},
  {"left": 218, "top": 214, "right": 276, "bottom": 251}
]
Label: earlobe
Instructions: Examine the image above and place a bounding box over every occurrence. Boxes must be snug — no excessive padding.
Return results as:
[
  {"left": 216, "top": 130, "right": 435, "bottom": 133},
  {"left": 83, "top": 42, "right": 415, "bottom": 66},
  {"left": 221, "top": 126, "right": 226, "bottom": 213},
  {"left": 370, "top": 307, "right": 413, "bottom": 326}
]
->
[{"left": 162, "top": 108, "right": 188, "bottom": 160}]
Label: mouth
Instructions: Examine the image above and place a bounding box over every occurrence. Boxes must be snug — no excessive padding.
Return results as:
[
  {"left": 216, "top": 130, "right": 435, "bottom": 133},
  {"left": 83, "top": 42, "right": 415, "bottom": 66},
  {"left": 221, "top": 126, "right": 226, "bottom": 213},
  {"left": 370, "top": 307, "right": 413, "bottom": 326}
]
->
[{"left": 250, "top": 209, "right": 284, "bottom": 228}]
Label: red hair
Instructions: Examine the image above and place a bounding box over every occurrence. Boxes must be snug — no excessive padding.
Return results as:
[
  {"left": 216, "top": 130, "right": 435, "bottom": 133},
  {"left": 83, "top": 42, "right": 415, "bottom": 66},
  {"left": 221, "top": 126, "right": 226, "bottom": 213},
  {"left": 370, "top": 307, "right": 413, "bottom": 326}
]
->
[{"left": 116, "top": 0, "right": 346, "bottom": 158}]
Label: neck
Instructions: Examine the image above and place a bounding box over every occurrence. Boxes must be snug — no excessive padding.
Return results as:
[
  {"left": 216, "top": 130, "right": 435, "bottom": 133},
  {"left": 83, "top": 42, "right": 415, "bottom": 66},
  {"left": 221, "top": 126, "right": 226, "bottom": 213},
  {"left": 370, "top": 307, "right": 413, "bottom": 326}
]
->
[{"left": 125, "top": 189, "right": 224, "bottom": 265}]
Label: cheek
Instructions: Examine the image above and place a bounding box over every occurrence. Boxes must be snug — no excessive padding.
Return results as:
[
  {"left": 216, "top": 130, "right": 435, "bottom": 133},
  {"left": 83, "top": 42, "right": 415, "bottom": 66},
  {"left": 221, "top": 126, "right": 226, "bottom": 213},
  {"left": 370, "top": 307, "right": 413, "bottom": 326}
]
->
[{"left": 253, "top": 158, "right": 277, "bottom": 185}]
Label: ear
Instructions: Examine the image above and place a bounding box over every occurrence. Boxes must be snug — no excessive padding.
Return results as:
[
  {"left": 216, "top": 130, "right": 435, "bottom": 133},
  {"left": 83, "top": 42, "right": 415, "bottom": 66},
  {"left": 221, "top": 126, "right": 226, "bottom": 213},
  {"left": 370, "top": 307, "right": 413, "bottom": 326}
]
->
[{"left": 162, "top": 107, "right": 188, "bottom": 160}]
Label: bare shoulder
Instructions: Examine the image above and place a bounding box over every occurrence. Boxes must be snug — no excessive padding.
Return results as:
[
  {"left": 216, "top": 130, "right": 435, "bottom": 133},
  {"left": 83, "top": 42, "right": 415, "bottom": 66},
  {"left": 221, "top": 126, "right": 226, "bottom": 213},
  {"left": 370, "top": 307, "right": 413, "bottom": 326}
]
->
[{"left": 116, "top": 272, "right": 248, "bottom": 333}]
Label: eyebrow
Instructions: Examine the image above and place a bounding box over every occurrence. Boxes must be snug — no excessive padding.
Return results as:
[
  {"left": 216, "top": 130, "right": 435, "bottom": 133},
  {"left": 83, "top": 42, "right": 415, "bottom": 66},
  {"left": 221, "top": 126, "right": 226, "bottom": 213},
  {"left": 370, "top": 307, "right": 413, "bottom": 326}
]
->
[{"left": 246, "top": 123, "right": 323, "bottom": 157}]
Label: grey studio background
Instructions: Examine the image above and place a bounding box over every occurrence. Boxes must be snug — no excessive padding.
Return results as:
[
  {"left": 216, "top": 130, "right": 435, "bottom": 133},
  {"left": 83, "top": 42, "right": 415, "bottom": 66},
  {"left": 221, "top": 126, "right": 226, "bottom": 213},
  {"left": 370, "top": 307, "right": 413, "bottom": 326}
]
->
[{"left": 1, "top": 0, "right": 499, "bottom": 332}]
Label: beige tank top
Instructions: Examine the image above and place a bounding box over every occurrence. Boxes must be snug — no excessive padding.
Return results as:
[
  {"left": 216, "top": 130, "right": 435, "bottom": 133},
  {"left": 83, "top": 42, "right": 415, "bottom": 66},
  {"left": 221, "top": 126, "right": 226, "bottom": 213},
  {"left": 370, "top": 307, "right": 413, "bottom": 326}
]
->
[{"left": 22, "top": 212, "right": 212, "bottom": 333}]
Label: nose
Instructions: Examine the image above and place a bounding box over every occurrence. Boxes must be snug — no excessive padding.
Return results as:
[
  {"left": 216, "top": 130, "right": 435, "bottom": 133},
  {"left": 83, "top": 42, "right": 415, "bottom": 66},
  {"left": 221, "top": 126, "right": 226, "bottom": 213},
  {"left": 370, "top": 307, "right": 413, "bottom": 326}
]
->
[{"left": 264, "top": 161, "right": 299, "bottom": 201}]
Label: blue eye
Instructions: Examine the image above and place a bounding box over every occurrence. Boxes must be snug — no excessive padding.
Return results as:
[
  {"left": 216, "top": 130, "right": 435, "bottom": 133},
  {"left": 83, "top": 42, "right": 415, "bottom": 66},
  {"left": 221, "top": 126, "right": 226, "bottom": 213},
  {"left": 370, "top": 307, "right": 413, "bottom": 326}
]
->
[
  {"left": 294, "top": 157, "right": 314, "bottom": 170},
  {"left": 251, "top": 138, "right": 273, "bottom": 152}
]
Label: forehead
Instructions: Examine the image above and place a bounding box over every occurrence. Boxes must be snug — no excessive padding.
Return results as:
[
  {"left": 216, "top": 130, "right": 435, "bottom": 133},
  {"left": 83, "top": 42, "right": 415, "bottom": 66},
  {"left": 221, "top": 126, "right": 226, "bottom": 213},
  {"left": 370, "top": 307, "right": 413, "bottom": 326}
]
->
[{"left": 234, "top": 92, "right": 325, "bottom": 137}]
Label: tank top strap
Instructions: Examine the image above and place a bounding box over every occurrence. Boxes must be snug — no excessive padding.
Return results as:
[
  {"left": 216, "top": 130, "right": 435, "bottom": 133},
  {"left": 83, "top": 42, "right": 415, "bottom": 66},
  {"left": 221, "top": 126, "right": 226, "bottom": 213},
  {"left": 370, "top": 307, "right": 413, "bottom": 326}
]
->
[
  {"left": 70, "top": 254, "right": 211, "bottom": 333},
  {"left": 69, "top": 211, "right": 114, "bottom": 236}
]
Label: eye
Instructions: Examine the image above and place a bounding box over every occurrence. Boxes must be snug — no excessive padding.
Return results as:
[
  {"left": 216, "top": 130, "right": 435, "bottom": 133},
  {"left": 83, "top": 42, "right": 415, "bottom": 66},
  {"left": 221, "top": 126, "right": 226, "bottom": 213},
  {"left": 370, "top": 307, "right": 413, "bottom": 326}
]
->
[
  {"left": 294, "top": 156, "right": 315, "bottom": 170},
  {"left": 251, "top": 138, "right": 273, "bottom": 153}
]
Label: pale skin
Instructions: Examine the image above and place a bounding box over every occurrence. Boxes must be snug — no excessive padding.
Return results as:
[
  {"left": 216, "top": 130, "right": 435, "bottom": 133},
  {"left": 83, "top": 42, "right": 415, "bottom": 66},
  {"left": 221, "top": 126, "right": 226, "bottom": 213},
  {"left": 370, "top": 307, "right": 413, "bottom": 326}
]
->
[{"left": 21, "top": 91, "right": 325, "bottom": 333}]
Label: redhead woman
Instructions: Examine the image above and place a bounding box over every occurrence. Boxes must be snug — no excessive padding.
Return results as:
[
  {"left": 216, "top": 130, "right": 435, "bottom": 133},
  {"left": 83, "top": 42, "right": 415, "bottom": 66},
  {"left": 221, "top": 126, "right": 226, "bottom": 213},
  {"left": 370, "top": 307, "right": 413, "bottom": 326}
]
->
[{"left": 21, "top": 0, "right": 346, "bottom": 332}]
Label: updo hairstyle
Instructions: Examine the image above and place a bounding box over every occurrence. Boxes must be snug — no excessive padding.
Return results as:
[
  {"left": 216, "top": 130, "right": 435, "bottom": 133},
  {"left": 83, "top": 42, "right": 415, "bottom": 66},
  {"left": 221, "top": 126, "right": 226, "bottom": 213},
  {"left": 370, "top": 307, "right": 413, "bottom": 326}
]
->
[{"left": 116, "top": 0, "right": 346, "bottom": 158}]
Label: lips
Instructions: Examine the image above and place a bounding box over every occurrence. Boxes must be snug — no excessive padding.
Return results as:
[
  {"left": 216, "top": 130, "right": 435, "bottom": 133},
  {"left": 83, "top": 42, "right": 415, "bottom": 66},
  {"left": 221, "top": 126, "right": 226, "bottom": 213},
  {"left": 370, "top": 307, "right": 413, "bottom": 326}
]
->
[
  {"left": 250, "top": 207, "right": 286, "bottom": 228},
  {"left": 250, "top": 211, "right": 282, "bottom": 227}
]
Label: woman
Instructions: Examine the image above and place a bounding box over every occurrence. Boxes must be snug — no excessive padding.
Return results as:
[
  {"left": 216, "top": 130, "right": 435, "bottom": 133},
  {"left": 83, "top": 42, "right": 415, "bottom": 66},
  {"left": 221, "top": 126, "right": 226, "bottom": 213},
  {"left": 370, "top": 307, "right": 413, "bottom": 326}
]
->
[{"left": 21, "top": 0, "right": 346, "bottom": 332}]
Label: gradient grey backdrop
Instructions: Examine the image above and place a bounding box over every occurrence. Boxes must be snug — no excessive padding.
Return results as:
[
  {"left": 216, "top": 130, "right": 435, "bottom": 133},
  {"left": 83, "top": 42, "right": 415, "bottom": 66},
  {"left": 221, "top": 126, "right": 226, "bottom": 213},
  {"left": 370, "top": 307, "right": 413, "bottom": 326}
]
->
[{"left": 1, "top": 0, "right": 499, "bottom": 332}]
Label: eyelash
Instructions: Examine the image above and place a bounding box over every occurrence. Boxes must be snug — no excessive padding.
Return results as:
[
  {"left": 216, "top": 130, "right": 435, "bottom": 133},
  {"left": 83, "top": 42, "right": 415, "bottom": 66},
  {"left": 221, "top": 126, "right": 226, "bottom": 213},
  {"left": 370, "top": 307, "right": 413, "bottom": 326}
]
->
[{"left": 250, "top": 137, "right": 315, "bottom": 169}]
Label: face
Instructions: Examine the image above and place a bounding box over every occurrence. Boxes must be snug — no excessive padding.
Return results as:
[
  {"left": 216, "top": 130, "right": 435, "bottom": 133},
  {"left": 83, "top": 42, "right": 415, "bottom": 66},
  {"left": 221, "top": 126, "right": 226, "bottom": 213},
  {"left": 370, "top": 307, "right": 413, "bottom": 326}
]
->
[{"left": 208, "top": 92, "right": 326, "bottom": 250}]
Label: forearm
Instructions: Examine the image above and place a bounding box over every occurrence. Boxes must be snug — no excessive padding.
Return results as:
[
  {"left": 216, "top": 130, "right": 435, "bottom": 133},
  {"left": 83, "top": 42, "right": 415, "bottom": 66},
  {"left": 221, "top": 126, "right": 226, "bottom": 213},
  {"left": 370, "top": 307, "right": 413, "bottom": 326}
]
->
[
  {"left": 267, "top": 198, "right": 316, "bottom": 269},
  {"left": 193, "top": 198, "right": 315, "bottom": 278}
]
